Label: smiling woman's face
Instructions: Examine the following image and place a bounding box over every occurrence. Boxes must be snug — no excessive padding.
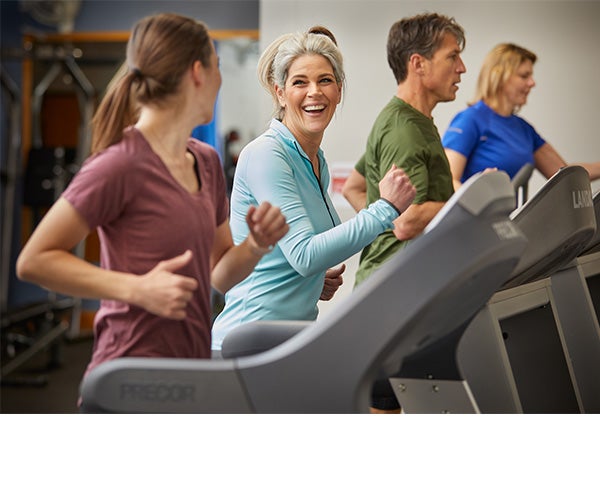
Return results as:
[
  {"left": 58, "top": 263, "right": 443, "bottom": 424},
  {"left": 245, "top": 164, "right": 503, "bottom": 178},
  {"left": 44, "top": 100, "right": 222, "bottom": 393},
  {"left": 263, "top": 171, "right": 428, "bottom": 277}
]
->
[
  {"left": 501, "top": 59, "right": 536, "bottom": 110},
  {"left": 276, "top": 54, "right": 342, "bottom": 143}
]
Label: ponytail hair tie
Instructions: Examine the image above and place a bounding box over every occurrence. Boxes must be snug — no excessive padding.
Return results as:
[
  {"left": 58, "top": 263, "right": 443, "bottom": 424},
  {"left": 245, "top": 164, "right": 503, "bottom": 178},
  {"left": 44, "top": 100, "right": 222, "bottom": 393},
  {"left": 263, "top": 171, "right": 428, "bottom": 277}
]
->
[
  {"left": 131, "top": 67, "right": 143, "bottom": 79},
  {"left": 308, "top": 25, "right": 338, "bottom": 46}
]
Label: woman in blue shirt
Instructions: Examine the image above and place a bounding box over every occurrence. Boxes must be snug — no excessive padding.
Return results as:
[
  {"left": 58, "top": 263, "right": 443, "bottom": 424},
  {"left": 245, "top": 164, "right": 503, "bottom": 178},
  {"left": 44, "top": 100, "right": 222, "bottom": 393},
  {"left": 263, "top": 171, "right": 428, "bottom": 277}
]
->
[
  {"left": 212, "top": 26, "right": 416, "bottom": 350},
  {"left": 442, "top": 43, "right": 600, "bottom": 191}
]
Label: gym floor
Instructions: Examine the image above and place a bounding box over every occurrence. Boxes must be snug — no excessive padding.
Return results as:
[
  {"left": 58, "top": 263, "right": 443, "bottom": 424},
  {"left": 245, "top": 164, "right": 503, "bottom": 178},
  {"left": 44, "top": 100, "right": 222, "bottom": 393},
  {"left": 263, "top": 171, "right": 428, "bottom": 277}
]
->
[{"left": 0, "top": 334, "right": 93, "bottom": 413}]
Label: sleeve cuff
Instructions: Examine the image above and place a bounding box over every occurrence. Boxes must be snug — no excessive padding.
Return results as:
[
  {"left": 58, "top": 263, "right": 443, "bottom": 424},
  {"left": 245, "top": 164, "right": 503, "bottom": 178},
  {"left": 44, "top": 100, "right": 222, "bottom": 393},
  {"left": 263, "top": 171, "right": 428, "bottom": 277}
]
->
[{"left": 378, "top": 197, "right": 402, "bottom": 216}]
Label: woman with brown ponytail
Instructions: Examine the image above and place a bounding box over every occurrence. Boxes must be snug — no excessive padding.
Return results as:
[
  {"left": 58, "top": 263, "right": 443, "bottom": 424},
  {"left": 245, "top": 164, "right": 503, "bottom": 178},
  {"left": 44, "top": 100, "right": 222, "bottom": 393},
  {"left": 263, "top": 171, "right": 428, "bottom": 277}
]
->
[{"left": 16, "top": 13, "right": 288, "bottom": 384}]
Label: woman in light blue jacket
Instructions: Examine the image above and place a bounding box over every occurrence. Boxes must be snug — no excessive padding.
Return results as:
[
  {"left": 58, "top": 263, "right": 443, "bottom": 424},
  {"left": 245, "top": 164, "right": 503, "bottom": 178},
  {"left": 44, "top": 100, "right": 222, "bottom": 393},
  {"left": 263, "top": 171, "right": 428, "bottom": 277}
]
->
[{"left": 212, "top": 26, "right": 415, "bottom": 349}]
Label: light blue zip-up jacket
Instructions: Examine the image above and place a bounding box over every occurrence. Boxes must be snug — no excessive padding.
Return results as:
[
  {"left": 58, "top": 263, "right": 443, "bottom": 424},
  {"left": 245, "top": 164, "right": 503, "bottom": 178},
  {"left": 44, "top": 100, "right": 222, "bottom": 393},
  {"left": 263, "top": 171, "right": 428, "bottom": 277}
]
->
[{"left": 211, "top": 119, "right": 398, "bottom": 349}]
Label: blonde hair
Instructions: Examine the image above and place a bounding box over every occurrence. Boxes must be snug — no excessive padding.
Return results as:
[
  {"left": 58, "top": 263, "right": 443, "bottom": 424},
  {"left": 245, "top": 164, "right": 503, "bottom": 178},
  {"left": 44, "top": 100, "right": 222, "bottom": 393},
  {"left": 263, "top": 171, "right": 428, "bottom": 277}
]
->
[
  {"left": 257, "top": 26, "right": 345, "bottom": 120},
  {"left": 471, "top": 43, "right": 537, "bottom": 109}
]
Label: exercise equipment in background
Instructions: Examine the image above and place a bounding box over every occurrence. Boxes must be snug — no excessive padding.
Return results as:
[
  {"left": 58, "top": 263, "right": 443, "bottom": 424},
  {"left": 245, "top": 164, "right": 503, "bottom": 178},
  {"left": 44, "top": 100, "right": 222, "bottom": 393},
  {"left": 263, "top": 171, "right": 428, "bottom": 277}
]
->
[
  {"left": 453, "top": 166, "right": 597, "bottom": 413},
  {"left": 1, "top": 48, "right": 95, "bottom": 386},
  {"left": 511, "top": 162, "right": 534, "bottom": 208}
]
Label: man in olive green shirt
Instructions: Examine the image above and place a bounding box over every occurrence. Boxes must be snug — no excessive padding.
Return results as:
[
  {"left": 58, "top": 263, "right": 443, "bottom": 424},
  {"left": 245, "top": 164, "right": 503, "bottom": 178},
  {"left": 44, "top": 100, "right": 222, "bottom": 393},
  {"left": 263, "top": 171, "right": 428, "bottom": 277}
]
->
[
  {"left": 344, "top": 13, "right": 466, "bottom": 286},
  {"left": 342, "top": 13, "right": 467, "bottom": 411}
]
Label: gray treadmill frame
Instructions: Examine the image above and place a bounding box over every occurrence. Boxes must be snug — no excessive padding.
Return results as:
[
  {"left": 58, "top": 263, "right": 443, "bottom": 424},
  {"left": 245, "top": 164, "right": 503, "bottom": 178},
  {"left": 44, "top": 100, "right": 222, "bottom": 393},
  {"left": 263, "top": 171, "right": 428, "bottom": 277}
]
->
[
  {"left": 80, "top": 172, "right": 527, "bottom": 413},
  {"left": 396, "top": 166, "right": 598, "bottom": 413},
  {"left": 458, "top": 168, "right": 597, "bottom": 413}
]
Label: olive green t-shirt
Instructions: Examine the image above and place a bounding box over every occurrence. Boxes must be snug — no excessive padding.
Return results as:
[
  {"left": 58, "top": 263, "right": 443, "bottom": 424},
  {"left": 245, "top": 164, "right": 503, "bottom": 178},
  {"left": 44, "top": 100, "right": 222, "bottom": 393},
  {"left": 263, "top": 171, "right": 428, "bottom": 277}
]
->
[{"left": 355, "top": 97, "right": 454, "bottom": 285}]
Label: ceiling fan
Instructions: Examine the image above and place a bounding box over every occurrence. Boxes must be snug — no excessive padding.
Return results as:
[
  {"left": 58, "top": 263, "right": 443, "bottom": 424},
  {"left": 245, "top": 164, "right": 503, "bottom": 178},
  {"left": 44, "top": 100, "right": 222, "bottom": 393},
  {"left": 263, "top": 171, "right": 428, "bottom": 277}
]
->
[{"left": 20, "top": 0, "right": 82, "bottom": 33}]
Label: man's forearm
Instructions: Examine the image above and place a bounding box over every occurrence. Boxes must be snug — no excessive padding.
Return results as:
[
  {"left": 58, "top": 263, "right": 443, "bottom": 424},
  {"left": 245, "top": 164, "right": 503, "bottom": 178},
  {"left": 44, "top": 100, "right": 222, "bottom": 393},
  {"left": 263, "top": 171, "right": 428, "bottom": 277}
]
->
[{"left": 392, "top": 201, "right": 445, "bottom": 240}]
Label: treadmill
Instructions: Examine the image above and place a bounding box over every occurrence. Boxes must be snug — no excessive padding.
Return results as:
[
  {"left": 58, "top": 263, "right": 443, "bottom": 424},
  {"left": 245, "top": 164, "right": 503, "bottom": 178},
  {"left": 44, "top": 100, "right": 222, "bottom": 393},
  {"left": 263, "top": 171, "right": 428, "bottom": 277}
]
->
[
  {"left": 542, "top": 189, "right": 600, "bottom": 412},
  {"left": 79, "top": 171, "right": 526, "bottom": 413},
  {"left": 574, "top": 189, "right": 600, "bottom": 320},
  {"left": 452, "top": 166, "right": 597, "bottom": 413}
]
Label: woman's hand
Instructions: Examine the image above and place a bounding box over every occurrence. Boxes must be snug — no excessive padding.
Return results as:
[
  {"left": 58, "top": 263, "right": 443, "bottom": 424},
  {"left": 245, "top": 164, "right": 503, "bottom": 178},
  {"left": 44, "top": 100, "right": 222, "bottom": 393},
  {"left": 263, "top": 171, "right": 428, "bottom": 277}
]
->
[
  {"left": 245, "top": 201, "right": 289, "bottom": 255},
  {"left": 320, "top": 264, "right": 346, "bottom": 301},
  {"left": 378, "top": 164, "right": 416, "bottom": 214},
  {"left": 134, "top": 250, "right": 198, "bottom": 319}
]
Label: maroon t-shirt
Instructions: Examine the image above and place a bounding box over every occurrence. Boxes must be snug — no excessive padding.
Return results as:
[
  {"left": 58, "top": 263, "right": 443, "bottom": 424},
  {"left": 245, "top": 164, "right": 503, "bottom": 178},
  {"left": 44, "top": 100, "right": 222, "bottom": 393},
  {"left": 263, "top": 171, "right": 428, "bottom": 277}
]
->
[{"left": 63, "top": 127, "right": 229, "bottom": 376}]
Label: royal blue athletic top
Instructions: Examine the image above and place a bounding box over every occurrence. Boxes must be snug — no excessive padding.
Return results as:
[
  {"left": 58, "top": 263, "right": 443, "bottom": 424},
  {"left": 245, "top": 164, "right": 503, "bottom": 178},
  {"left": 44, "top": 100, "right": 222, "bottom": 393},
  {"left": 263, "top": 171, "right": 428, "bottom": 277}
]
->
[{"left": 442, "top": 100, "right": 546, "bottom": 181}]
